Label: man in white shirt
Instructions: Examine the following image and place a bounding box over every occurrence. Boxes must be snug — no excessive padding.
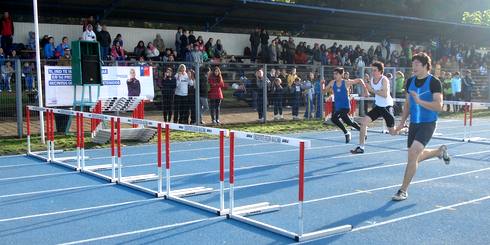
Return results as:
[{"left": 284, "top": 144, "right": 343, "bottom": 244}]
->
[{"left": 82, "top": 24, "right": 97, "bottom": 41}]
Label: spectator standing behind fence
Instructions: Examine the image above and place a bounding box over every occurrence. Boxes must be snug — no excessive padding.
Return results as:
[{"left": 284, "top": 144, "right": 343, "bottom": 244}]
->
[
  {"left": 291, "top": 77, "right": 302, "bottom": 120},
  {"left": 1, "top": 61, "right": 14, "bottom": 92},
  {"left": 249, "top": 27, "right": 260, "bottom": 63},
  {"left": 462, "top": 70, "right": 474, "bottom": 102},
  {"left": 451, "top": 71, "right": 462, "bottom": 112},
  {"left": 161, "top": 67, "right": 176, "bottom": 122},
  {"left": 313, "top": 75, "right": 323, "bottom": 119},
  {"left": 188, "top": 31, "right": 196, "bottom": 45},
  {"left": 22, "top": 62, "right": 34, "bottom": 91},
  {"left": 199, "top": 67, "right": 210, "bottom": 124},
  {"left": 272, "top": 78, "right": 284, "bottom": 120},
  {"left": 186, "top": 69, "right": 197, "bottom": 124},
  {"left": 82, "top": 24, "right": 97, "bottom": 41},
  {"left": 0, "top": 12, "right": 14, "bottom": 54},
  {"left": 208, "top": 67, "right": 225, "bottom": 125},
  {"left": 191, "top": 45, "right": 203, "bottom": 64},
  {"left": 253, "top": 68, "right": 269, "bottom": 123},
  {"left": 303, "top": 72, "right": 315, "bottom": 119},
  {"left": 97, "top": 25, "right": 111, "bottom": 60},
  {"left": 174, "top": 64, "right": 193, "bottom": 124},
  {"left": 442, "top": 72, "right": 453, "bottom": 112},
  {"left": 286, "top": 68, "right": 298, "bottom": 108}
]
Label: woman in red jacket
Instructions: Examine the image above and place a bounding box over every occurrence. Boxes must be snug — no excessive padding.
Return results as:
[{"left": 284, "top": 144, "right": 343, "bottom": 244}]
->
[{"left": 208, "top": 67, "right": 225, "bottom": 124}]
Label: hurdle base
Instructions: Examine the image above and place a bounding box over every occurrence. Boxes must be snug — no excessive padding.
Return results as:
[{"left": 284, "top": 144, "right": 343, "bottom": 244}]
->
[
  {"left": 166, "top": 194, "right": 220, "bottom": 214},
  {"left": 31, "top": 149, "right": 64, "bottom": 155},
  {"left": 56, "top": 156, "right": 90, "bottom": 162},
  {"left": 230, "top": 213, "right": 352, "bottom": 242},
  {"left": 224, "top": 202, "right": 280, "bottom": 216},
  {"left": 120, "top": 174, "right": 158, "bottom": 183},
  {"left": 170, "top": 187, "right": 214, "bottom": 198},
  {"left": 85, "top": 163, "right": 122, "bottom": 171},
  {"left": 297, "top": 224, "right": 353, "bottom": 242}
]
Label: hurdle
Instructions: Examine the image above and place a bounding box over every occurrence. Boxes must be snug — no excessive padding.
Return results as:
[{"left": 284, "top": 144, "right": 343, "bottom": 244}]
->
[
  {"left": 26, "top": 106, "right": 237, "bottom": 215},
  {"left": 227, "top": 130, "right": 351, "bottom": 241}
]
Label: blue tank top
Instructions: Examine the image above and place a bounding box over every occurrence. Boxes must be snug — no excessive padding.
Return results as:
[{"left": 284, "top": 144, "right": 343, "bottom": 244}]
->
[
  {"left": 333, "top": 80, "right": 350, "bottom": 111},
  {"left": 409, "top": 75, "right": 438, "bottom": 123}
]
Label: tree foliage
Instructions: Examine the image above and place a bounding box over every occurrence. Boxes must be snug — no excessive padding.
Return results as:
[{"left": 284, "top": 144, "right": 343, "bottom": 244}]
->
[{"left": 462, "top": 10, "right": 490, "bottom": 26}]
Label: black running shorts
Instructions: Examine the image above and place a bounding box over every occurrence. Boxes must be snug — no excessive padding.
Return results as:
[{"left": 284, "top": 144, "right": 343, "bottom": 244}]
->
[
  {"left": 367, "top": 106, "right": 395, "bottom": 128},
  {"left": 407, "top": 122, "right": 437, "bottom": 148}
]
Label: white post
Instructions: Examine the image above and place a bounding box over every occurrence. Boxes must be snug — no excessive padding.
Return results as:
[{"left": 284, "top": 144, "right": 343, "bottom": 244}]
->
[
  {"left": 33, "top": 0, "right": 45, "bottom": 144},
  {"left": 166, "top": 168, "right": 170, "bottom": 196},
  {"left": 220, "top": 180, "right": 224, "bottom": 212},
  {"left": 111, "top": 155, "right": 116, "bottom": 180},
  {"left": 27, "top": 136, "right": 31, "bottom": 154},
  {"left": 118, "top": 156, "right": 122, "bottom": 182},
  {"left": 229, "top": 183, "right": 234, "bottom": 215},
  {"left": 77, "top": 146, "right": 80, "bottom": 169},
  {"left": 158, "top": 167, "right": 162, "bottom": 194},
  {"left": 81, "top": 148, "right": 85, "bottom": 169},
  {"left": 299, "top": 201, "right": 304, "bottom": 236}
]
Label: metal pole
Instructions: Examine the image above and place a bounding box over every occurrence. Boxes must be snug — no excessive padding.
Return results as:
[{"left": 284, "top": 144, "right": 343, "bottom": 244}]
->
[
  {"left": 33, "top": 0, "right": 45, "bottom": 144},
  {"left": 15, "top": 59, "right": 23, "bottom": 138},
  {"left": 319, "top": 65, "right": 325, "bottom": 119},
  {"left": 359, "top": 68, "right": 366, "bottom": 117},
  {"left": 263, "top": 64, "right": 268, "bottom": 122},
  {"left": 195, "top": 62, "right": 201, "bottom": 125}
]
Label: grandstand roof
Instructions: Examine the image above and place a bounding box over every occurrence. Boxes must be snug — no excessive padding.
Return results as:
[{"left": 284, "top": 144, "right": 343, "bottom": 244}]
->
[{"left": 6, "top": 0, "right": 490, "bottom": 44}]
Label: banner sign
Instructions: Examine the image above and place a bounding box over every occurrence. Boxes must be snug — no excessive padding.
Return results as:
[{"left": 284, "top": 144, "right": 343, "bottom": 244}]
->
[{"left": 44, "top": 66, "right": 154, "bottom": 106}]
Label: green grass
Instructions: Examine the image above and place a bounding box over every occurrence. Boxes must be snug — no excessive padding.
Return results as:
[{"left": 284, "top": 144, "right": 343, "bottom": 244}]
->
[{"left": 0, "top": 119, "right": 332, "bottom": 156}]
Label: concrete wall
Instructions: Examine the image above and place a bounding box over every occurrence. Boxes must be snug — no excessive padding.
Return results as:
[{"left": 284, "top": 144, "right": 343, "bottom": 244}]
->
[{"left": 13, "top": 22, "right": 400, "bottom": 56}]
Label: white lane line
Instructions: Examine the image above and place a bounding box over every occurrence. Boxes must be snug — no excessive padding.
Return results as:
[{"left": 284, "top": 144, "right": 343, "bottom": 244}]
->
[
  {"left": 352, "top": 195, "right": 490, "bottom": 232},
  {"left": 280, "top": 165, "right": 490, "bottom": 208},
  {"left": 0, "top": 183, "right": 115, "bottom": 199},
  {"left": 0, "top": 198, "right": 160, "bottom": 223},
  {"left": 0, "top": 172, "right": 77, "bottom": 182},
  {"left": 59, "top": 216, "right": 225, "bottom": 245},
  {"left": 0, "top": 153, "right": 29, "bottom": 159},
  {"left": 0, "top": 163, "right": 41, "bottom": 169}
]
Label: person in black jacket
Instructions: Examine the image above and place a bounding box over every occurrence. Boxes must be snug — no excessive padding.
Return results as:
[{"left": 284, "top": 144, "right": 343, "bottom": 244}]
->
[
  {"left": 161, "top": 67, "right": 176, "bottom": 122},
  {"left": 249, "top": 27, "right": 260, "bottom": 63},
  {"left": 97, "top": 25, "right": 112, "bottom": 60},
  {"left": 199, "top": 66, "right": 210, "bottom": 124}
]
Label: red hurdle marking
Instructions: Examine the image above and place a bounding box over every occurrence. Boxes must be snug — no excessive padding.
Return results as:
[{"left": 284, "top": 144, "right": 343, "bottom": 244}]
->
[
  {"left": 157, "top": 123, "right": 162, "bottom": 168},
  {"left": 220, "top": 131, "right": 225, "bottom": 182},
  {"left": 117, "top": 118, "right": 121, "bottom": 158},
  {"left": 299, "top": 141, "right": 305, "bottom": 202},
  {"left": 229, "top": 132, "right": 235, "bottom": 185},
  {"left": 26, "top": 106, "right": 31, "bottom": 136},
  {"left": 165, "top": 124, "right": 170, "bottom": 170},
  {"left": 111, "top": 117, "right": 115, "bottom": 157}
]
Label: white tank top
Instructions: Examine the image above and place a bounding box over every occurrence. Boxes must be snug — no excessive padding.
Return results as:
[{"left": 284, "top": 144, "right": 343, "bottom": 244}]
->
[{"left": 371, "top": 75, "right": 393, "bottom": 107}]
